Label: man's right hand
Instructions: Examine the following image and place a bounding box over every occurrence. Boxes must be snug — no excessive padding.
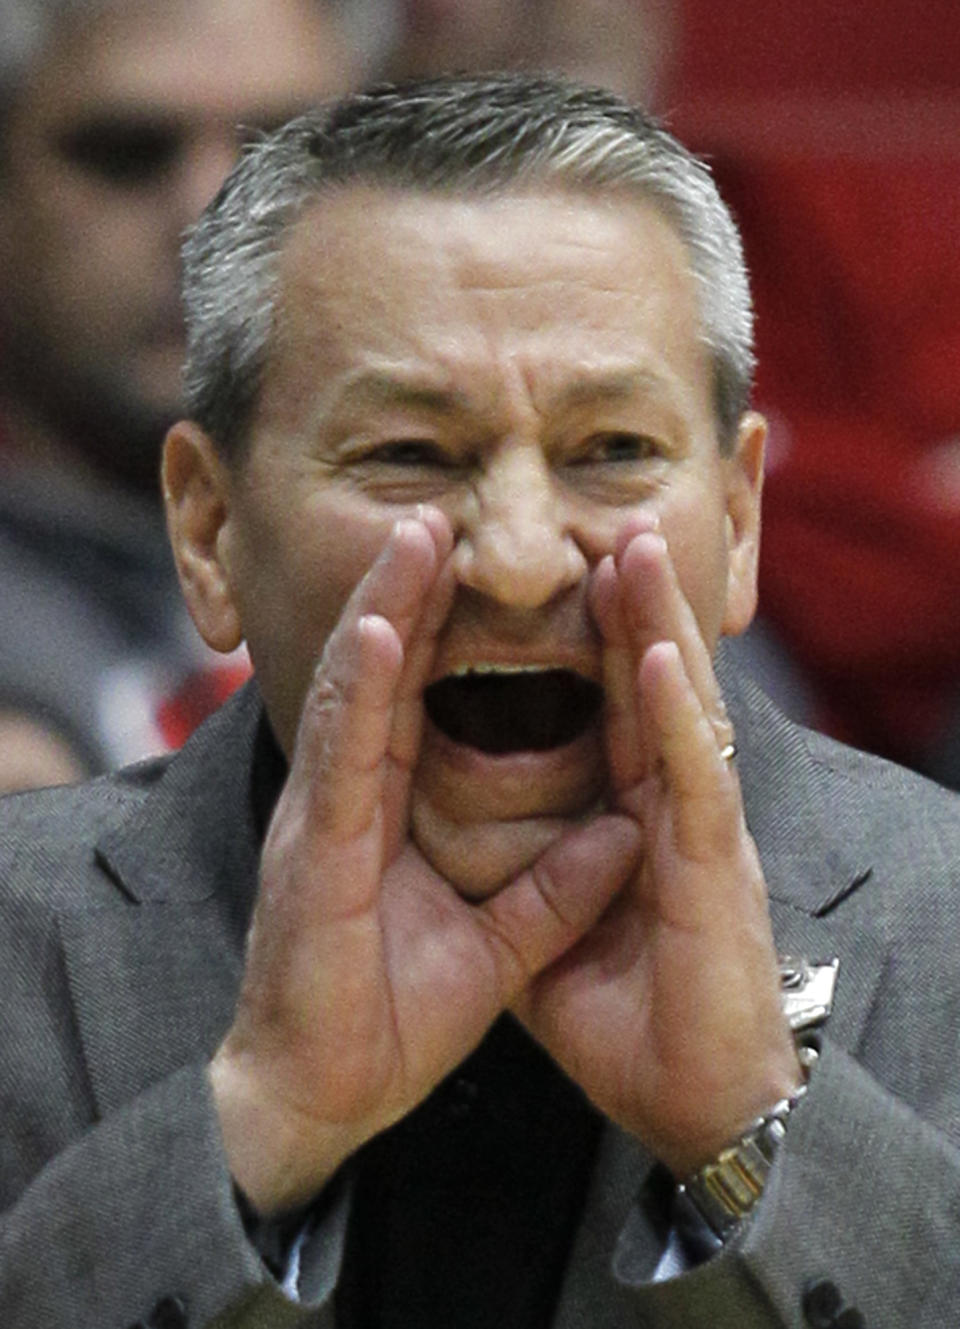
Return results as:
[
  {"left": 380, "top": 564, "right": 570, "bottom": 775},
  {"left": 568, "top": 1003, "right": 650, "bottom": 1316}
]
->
[{"left": 208, "top": 510, "right": 641, "bottom": 1215}]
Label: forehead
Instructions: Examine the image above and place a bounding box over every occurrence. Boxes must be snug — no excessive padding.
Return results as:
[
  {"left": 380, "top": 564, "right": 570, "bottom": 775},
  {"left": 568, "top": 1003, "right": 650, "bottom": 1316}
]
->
[
  {"left": 7, "top": 0, "right": 351, "bottom": 130},
  {"left": 262, "top": 184, "right": 712, "bottom": 417}
]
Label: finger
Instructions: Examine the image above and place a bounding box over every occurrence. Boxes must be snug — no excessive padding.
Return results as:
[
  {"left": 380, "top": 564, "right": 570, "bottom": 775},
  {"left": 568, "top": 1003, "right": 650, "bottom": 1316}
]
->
[
  {"left": 638, "top": 639, "right": 741, "bottom": 856},
  {"left": 617, "top": 531, "right": 733, "bottom": 750},
  {"left": 475, "top": 813, "right": 641, "bottom": 1001},
  {"left": 286, "top": 514, "right": 450, "bottom": 850},
  {"left": 380, "top": 549, "right": 459, "bottom": 855},
  {"left": 287, "top": 612, "right": 404, "bottom": 848},
  {"left": 590, "top": 555, "right": 647, "bottom": 788},
  {"left": 352, "top": 510, "right": 452, "bottom": 646},
  {"left": 367, "top": 507, "right": 454, "bottom": 777},
  {"left": 387, "top": 543, "right": 457, "bottom": 776}
]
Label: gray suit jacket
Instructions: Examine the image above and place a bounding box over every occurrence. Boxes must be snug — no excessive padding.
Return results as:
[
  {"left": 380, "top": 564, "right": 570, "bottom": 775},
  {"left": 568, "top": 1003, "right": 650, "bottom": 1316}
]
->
[{"left": 2, "top": 664, "right": 960, "bottom": 1328}]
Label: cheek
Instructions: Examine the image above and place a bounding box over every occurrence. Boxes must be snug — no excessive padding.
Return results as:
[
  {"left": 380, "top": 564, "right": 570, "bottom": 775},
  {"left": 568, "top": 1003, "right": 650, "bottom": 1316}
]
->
[
  {"left": 659, "top": 492, "right": 731, "bottom": 643},
  {"left": 239, "top": 499, "right": 399, "bottom": 745},
  {"left": 294, "top": 500, "right": 400, "bottom": 628}
]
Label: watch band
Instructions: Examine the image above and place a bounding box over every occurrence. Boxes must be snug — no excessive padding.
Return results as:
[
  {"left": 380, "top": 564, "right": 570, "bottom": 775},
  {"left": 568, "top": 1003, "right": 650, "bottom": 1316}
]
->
[
  {"left": 676, "top": 955, "right": 837, "bottom": 1241},
  {"left": 677, "top": 1082, "right": 808, "bottom": 1240}
]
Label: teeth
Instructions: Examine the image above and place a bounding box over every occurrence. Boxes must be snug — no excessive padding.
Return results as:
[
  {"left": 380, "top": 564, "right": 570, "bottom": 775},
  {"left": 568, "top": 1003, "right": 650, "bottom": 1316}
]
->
[{"left": 449, "top": 663, "right": 556, "bottom": 677}]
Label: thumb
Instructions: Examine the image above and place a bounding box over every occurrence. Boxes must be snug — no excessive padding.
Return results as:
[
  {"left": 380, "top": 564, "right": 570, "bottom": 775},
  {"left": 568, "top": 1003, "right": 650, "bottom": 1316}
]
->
[{"left": 477, "top": 813, "right": 641, "bottom": 1002}]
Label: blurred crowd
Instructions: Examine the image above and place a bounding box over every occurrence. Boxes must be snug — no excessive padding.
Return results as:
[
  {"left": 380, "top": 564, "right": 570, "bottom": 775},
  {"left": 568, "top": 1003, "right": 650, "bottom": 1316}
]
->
[{"left": 1, "top": 0, "right": 957, "bottom": 793}]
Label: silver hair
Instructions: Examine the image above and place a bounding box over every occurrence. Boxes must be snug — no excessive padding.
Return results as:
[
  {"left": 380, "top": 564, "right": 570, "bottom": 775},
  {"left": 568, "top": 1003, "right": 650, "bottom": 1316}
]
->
[{"left": 183, "top": 72, "right": 756, "bottom": 456}]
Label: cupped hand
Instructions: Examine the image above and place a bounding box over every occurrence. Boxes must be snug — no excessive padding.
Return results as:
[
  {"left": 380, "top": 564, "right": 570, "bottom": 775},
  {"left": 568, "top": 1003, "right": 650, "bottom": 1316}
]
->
[
  {"left": 210, "top": 511, "right": 641, "bottom": 1212},
  {"left": 515, "top": 531, "right": 803, "bottom": 1178}
]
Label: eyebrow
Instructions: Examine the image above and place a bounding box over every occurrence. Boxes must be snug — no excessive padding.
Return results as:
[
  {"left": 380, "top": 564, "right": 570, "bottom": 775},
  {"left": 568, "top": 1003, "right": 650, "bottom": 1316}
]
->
[
  {"left": 328, "top": 364, "right": 679, "bottom": 422},
  {"left": 551, "top": 367, "right": 677, "bottom": 412},
  {"left": 331, "top": 371, "right": 471, "bottom": 416}
]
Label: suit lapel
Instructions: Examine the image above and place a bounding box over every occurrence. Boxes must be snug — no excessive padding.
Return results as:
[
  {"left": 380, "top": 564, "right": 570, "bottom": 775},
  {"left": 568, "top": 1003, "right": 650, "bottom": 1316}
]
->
[
  {"left": 723, "top": 656, "right": 888, "bottom": 1054},
  {"left": 57, "top": 684, "right": 267, "bottom": 1118}
]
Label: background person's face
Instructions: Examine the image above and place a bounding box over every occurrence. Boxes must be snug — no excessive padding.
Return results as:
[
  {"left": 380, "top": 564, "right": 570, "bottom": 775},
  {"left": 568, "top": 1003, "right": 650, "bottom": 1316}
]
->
[
  {"left": 0, "top": 0, "right": 358, "bottom": 485},
  {"left": 182, "top": 186, "right": 763, "bottom": 895}
]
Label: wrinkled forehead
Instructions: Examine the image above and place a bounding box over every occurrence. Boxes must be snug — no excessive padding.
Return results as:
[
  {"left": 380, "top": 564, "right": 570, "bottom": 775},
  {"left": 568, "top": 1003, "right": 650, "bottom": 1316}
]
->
[
  {"left": 277, "top": 180, "right": 702, "bottom": 330},
  {"left": 257, "top": 183, "right": 713, "bottom": 431},
  {"left": 278, "top": 178, "right": 699, "bottom": 304}
]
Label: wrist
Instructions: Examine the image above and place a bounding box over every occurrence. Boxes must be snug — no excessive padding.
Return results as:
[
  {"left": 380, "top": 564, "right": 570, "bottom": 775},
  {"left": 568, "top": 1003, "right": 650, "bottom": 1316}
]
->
[
  {"left": 676, "top": 1042, "right": 818, "bottom": 1240},
  {"left": 208, "top": 1049, "right": 353, "bottom": 1216},
  {"left": 657, "top": 1040, "right": 806, "bottom": 1180},
  {"left": 660, "top": 952, "right": 837, "bottom": 1178}
]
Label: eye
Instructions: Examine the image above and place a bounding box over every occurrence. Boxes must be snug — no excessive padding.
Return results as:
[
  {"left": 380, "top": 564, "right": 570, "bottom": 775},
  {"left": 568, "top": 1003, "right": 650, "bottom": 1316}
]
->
[
  {"left": 366, "top": 440, "right": 455, "bottom": 467},
  {"left": 55, "top": 117, "right": 184, "bottom": 186},
  {"left": 576, "top": 432, "right": 660, "bottom": 464}
]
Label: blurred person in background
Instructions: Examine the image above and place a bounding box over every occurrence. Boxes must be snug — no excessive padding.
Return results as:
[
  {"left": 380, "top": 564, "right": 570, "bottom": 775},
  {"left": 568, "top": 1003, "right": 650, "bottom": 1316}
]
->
[{"left": 0, "top": 0, "right": 396, "bottom": 792}]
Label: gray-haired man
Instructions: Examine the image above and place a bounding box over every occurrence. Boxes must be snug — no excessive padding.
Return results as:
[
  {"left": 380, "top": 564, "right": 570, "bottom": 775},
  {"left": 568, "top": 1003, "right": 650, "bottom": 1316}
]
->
[{"left": 1, "top": 74, "right": 959, "bottom": 1327}]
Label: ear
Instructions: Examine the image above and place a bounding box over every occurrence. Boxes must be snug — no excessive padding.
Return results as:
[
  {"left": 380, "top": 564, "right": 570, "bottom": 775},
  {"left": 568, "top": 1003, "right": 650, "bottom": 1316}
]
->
[
  {"left": 720, "top": 411, "right": 766, "bottom": 637},
  {"left": 162, "top": 421, "right": 244, "bottom": 653}
]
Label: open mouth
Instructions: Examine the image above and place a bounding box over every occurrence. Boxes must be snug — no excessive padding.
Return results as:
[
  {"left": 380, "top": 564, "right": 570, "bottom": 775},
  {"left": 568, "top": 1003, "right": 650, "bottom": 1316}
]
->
[{"left": 424, "top": 667, "right": 604, "bottom": 755}]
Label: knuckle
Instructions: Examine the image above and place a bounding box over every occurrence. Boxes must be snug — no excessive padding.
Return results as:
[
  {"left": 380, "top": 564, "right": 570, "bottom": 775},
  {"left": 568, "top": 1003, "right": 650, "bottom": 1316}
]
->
[
  {"left": 481, "top": 913, "right": 532, "bottom": 989},
  {"left": 309, "top": 666, "right": 349, "bottom": 714},
  {"left": 528, "top": 856, "right": 579, "bottom": 935}
]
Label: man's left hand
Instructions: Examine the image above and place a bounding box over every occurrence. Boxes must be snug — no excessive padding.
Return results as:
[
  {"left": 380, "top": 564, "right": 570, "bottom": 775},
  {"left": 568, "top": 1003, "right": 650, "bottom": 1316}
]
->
[{"left": 514, "top": 529, "right": 803, "bottom": 1178}]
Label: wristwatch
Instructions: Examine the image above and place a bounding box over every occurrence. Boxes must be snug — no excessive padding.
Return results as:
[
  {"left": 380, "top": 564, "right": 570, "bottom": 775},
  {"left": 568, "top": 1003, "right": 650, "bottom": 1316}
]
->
[
  {"left": 677, "top": 1075, "right": 810, "bottom": 1240},
  {"left": 677, "top": 957, "right": 837, "bottom": 1241}
]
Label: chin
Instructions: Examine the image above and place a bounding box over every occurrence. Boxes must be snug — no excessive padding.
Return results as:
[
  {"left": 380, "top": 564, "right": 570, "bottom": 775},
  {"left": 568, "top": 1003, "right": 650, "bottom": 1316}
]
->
[{"left": 411, "top": 796, "right": 577, "bottom": 900}]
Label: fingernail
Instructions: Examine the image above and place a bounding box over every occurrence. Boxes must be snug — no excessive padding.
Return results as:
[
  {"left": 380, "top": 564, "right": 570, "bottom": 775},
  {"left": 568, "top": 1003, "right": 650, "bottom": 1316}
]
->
[
  {"left": 615, "top": 516, "right": 661, "bottom": 561},
  {"left": 624, "top": 530, "right": 667, "bottom": 561}
]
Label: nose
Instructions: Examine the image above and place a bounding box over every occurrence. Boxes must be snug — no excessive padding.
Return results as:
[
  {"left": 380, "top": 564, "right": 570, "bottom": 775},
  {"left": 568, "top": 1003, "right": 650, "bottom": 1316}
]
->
[{"left": 454, "top": 443, "right": 588, "bottom": 609}]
